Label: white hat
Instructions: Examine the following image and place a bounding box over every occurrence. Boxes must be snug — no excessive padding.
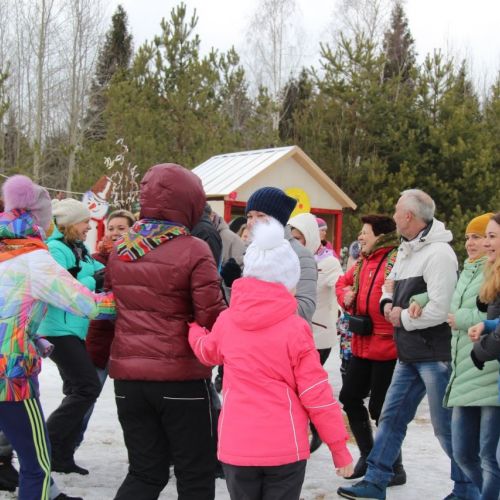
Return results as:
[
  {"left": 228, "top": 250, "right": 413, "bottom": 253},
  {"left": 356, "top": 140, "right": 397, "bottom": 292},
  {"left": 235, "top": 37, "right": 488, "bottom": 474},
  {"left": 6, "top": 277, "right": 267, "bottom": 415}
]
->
[
  {"left": 51, "top": 198, "right": 91, "bottom": 227},
  {"left": 243, "top": 218, "right": 300, "bottom": 290}
]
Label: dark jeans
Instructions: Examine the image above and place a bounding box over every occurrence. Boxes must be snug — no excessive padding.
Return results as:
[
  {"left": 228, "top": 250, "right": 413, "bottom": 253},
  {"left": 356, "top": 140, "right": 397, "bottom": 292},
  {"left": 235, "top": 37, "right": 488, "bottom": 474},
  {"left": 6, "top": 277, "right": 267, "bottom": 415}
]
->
[
  {"left": 114, "top": 379, "right": 216, "bottom": 500},
  {"left": 46, "top": 335, "right": 101, "bottom": 463},
  {"left": 339, "top": 355, "right": 396, "bottom": 424},
  {"left": 222, "top": 460, "right": 307, "bottom": 500}
]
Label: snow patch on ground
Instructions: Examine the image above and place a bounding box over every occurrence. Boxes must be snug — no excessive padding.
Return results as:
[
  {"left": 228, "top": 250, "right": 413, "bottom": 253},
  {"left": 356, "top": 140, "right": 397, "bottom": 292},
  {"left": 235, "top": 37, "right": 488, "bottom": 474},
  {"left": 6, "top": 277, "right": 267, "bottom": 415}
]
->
[{"left": 29, "top": 354, "right": 453, "bottom": 499}]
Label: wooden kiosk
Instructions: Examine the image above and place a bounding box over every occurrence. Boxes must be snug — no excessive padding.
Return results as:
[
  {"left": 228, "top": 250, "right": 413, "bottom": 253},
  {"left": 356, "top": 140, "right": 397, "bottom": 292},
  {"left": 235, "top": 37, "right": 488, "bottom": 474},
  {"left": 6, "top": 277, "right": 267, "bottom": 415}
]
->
[{"left": 192, "top": 145, "right": 356, "bottom": 255}]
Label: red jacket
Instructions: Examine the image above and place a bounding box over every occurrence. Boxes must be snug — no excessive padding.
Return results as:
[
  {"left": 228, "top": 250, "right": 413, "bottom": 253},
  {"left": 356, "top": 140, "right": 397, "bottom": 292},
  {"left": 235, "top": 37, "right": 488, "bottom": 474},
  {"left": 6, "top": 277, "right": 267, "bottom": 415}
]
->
[
  {"left": 107, "top": 164, "right": 226, "bottom": 381},
  {"left": 336, "top": 246, "right": 397, "bottom": 361},
  {"left": 189, "top": 277, "right": 351, "bottom": 468},
  {"left": 86, "top": 250, "right": 113, "bottom": 369}
]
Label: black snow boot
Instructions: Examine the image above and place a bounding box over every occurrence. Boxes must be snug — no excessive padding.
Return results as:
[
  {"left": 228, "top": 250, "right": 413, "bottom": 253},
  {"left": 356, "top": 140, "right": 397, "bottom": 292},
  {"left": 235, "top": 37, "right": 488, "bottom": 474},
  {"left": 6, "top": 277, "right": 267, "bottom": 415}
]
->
[
  {"left": 345, "top": 420, "right": 374, "bottom": 480},
  {"left": 51, "top": 458, "right": 89, "bottom": 475},
  {"left": 387, "top": 450, "right": 406, "bottom": 487},
  {"left": 53, "top": 494, "right": 83, "bottom": 500},
  {"left": 0, "top": 453, "right": 19, "bottom": 492}
]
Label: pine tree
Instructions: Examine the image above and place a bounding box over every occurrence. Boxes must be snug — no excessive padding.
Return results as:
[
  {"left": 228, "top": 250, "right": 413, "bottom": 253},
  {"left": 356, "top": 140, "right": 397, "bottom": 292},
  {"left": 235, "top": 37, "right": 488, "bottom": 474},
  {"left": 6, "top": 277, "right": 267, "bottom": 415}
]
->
[
  {"left": 382, "top": 1, "right": 416, "bottom": 81},
  {"left": 279, "top": 68, "right": 312, "bottom": 143},
  {"left": 85, "top": 5, "right": 133, "bottom": 141}
]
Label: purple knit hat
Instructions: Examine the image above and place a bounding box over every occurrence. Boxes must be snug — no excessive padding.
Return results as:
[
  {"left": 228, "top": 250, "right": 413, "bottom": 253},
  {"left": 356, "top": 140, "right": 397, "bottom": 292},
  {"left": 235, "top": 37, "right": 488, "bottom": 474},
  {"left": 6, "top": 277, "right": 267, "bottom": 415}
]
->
[{"left": 2, "top": 175, "right": 52, "bottom": 231}]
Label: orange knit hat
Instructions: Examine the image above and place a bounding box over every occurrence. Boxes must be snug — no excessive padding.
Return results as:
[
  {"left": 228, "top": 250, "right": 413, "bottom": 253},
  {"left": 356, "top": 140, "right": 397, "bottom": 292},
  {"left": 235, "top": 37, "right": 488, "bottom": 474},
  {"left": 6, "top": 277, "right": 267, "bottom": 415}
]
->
[{"left": 465, "top": 213, "right": 494, "bottom": 236}]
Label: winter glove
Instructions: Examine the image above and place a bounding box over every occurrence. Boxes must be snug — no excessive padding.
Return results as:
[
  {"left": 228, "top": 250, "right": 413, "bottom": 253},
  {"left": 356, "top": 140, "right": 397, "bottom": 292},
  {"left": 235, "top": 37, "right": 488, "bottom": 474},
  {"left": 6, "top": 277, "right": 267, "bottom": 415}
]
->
[
  {"left": 220, "top": 258, "right": 242, "bottom": 288},
  {"left": 470, "top": 349, "right": 485, "bottom": 370},
  {"left": 93, "top": 268, "right": 106, "bottom": 292},
  {"left": 67, "top": 265, "right": 81, "bottom": 279}
]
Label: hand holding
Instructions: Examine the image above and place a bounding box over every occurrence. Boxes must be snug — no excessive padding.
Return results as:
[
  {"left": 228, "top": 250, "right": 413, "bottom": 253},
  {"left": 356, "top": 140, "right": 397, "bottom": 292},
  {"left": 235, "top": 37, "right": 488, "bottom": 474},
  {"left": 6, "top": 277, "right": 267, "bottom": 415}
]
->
[
  {"left": 468, "top": 323, "right": 484, "bottom": 342},
  {"left": 388, "top": 306, "right": 402, "bottom": 327},
  {"left": 336, "top": 463, "right": 354, "bottom": 477},
  {"left": 383, "top": 302, "right": 393, "bottom": 321},
  {"left": 343, "top": 287, "right": 355, "bottom": 307},
  {"left": 447, "top": 314, "right": 457, "bottom": 330},
  {"left": 408, "top": 302, "right": 422, "bottom": 319}
]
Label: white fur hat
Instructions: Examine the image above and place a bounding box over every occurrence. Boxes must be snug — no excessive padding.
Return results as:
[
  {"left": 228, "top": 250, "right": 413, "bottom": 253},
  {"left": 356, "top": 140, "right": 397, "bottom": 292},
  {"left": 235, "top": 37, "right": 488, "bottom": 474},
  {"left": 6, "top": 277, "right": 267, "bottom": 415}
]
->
[
  {"left": 51, "top": 198, "right": 91, "bottom": 227},
  {"left": 243, "top": 218, "right": 300, "bottom": 290}
]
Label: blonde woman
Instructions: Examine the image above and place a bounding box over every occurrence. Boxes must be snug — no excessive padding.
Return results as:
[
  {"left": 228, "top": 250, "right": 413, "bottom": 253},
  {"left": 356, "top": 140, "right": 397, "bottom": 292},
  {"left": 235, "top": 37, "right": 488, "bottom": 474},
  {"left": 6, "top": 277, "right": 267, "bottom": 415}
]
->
[{"left": 37, "top": 198, "right": 106, "bottom": 475}]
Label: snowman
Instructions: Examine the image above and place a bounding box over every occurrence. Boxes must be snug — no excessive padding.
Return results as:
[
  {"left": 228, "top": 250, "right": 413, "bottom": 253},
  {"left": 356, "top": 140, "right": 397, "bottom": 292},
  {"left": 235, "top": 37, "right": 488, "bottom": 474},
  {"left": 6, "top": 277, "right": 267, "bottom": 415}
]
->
[{"left": 82, "top": 176, "right": 113, "bottom": 252}]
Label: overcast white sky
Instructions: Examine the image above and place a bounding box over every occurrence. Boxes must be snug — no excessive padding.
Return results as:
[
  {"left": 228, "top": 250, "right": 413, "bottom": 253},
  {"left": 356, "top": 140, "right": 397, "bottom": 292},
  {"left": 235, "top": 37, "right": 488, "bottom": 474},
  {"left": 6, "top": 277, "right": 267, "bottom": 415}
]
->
[{"left": 107, "top": 0, "right": 500, "bottom": 92}]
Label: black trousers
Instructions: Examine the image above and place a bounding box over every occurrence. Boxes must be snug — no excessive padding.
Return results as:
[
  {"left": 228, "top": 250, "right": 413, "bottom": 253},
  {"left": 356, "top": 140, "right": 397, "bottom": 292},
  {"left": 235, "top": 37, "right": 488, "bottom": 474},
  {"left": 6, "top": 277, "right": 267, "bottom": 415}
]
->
[
  {"left": 114, "top": 379, "right": 216, "bottom": 500},
  {"left": 222, "top": 460, "right": 307, "bottom": 500},
  {"left": 339, "top": 355, "right": 396, "bottom": 424},
  {"left": 46, "top": 335, "right": 101, "bottom": 463}
]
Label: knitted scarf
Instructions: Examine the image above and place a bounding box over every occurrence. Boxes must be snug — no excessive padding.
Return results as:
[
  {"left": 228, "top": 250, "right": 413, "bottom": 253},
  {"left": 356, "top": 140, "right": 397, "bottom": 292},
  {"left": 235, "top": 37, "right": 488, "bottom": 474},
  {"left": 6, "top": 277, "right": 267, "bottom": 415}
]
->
[{"left": 116, "top": 219, "right": 189, "bottom": 262}]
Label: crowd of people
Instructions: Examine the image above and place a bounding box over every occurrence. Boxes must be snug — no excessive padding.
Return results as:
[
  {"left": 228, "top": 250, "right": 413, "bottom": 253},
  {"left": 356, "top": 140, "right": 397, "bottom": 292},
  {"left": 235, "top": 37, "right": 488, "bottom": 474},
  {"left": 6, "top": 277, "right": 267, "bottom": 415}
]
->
[{"left": 0, "top": 166, "right": 499, "bottom": 500}]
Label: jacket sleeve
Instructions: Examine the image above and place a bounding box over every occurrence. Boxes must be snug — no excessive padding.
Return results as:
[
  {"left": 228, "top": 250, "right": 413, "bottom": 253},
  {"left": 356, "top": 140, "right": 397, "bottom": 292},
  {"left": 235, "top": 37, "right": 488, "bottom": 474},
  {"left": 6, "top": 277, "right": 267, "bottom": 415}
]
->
[
  {"left": 30, "top": 250, "right": 115, "bottom": 320},
  {"left": 228, "top": 234, "right": 246, "bottom": 268},
  {"left": 190, "top": 241, "right": 226, "bottom": 329},
  {"left": 401, "top": 247, "right": 457, "bottom": 331},
  {"left": 295, "top": 248, "right": 317, "bottom": 323},
  {"left": 188, "top": 321, "right": 224, "bottom": 367},
  {"left": 335, "top": 263, "right": 355, "bottom": 310},
  {"left": 473, "top": 320, "right": 500, "bottom": 362},
  {"left": 290, "top": 321, "right": 352, "bottom": 468},
  {"left": 454, "top": 304, "right": 487, "bottom": 332},
  {"left": 410, "top": 292, "right": 429, "bottom": 308},
  {"left": 319, "top": 257, "right": 343, "bottom": 289}
]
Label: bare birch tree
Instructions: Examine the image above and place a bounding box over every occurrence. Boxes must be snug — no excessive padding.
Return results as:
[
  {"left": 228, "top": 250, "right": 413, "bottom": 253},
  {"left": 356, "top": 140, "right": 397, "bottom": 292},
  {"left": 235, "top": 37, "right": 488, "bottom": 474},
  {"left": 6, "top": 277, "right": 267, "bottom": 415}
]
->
[
  {"left": 329, "top": 0, "right": 391, "bottom": 48},
  {"left": 31, "top": 0, "right": 57, "bottom": 181},
  {"left": 57, "top": 0, "right": 103, "bottom": 191},
  {"left": 244, "top": 0, "right": 304, "bottom": 99}
]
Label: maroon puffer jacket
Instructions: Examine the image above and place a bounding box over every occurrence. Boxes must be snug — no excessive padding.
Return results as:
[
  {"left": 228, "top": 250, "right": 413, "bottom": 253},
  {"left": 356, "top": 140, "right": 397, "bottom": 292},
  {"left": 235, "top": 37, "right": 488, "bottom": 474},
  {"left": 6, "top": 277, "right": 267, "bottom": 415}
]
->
[
  {"left": 336, "top": 246, "right": 397, "bottom": 361},
  {"left": 107, "top": 163, "right": 226, "bottom": 381}
]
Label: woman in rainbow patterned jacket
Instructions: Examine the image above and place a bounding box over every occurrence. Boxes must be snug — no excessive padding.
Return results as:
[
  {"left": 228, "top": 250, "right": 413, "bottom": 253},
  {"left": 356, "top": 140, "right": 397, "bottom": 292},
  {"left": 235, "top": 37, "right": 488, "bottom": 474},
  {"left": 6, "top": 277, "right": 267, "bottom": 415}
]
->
[{"left": 0, "top": 175, "right": 114, "bottom": 500}]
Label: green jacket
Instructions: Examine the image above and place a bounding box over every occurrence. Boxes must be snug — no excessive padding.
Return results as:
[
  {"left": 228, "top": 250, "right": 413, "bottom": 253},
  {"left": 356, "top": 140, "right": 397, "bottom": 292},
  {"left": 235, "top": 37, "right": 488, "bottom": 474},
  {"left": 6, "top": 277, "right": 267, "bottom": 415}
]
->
[
  {"left": 445, "top": 256, "right": 499, "bottom": 406},
  {"left": 36, "top": 227, "right": 104, "bottom": 340},
  {"left": 414, "top": 257, "right": 499, "bottom": 406}
]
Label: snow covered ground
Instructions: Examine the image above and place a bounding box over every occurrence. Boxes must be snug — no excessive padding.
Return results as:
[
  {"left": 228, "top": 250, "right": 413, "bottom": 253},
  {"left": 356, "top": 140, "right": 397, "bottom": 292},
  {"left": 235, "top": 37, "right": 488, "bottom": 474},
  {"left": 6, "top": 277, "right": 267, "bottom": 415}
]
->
[{"left": 6, "top": 354, "right": 455, "bottom": 499}]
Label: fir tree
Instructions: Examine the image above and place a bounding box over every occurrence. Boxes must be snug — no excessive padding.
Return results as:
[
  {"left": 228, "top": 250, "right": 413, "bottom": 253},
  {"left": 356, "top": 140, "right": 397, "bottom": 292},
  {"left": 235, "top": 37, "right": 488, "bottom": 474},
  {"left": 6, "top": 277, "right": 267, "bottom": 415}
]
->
[
  {"left": 382, "top": 1, "right": 416, "bottom": 81},
  {"left": 85, "top": 5, "right": 133, "bottom": 141}
]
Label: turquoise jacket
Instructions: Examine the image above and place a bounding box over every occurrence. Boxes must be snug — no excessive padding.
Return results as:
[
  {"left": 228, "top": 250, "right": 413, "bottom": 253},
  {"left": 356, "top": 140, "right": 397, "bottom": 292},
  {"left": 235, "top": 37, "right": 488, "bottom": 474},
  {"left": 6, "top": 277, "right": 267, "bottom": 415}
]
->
[
  {"left": 37, "top": 227, "right": 104, "bottom": 340},
  {"left": 444, "top": 256, "right": 499, "bottom": 407}
]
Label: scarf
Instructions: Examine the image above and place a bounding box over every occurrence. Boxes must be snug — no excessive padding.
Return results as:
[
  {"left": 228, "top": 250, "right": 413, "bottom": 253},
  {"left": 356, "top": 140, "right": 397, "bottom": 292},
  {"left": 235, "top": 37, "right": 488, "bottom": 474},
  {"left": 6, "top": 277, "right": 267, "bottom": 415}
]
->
[
  {"left": 116, "top": 219, "right": 189, "bottom": 262},
  {"left": 352, "top": 231, "right": 399, "bottom": 296},
  {"left": 0, "top": 238, "right": 48, "bottom": 262}
]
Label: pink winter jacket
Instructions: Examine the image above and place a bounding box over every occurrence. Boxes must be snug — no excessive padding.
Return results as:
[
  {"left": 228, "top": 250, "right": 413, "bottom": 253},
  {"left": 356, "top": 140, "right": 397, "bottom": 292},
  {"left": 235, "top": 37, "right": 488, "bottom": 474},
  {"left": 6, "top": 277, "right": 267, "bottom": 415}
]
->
[{"left": 189, "top": 277, "right": 351, "bottom": 468}]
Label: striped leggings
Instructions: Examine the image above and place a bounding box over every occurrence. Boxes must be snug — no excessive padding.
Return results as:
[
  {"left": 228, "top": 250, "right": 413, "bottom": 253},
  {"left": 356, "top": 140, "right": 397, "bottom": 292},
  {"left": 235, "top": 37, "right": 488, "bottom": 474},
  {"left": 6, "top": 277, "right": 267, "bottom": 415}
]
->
[{"left": 0, "top": 398, "right": 51, "bottom": 500}]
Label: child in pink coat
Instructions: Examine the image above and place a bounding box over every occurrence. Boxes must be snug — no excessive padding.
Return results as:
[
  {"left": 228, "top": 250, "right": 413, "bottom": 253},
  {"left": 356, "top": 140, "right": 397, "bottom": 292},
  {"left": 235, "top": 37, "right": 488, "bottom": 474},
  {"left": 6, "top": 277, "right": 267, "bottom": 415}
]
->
[{"left": 189, "top": 219, "right": 353, "bottom": 500}]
